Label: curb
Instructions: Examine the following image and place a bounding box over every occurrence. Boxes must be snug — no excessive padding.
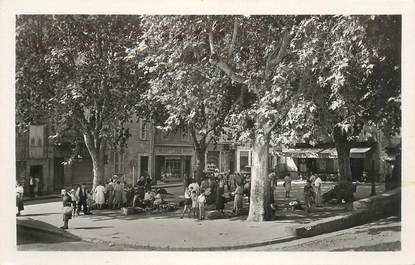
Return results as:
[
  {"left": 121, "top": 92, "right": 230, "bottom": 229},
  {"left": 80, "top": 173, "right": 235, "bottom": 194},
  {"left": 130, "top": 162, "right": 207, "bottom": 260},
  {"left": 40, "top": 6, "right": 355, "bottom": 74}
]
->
[
  {"left": 296, "top": 188, "right": 401, "bottom": 238},
  {"left": 80, "top": 234, "right": 298, "bottom": 251}
]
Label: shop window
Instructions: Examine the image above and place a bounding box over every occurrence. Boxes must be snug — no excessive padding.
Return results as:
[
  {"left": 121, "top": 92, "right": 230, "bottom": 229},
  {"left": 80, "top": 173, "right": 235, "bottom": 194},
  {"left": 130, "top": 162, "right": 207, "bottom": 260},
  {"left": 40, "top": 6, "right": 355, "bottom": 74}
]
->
[
  {"left": 165, "top": 158, "right": 181, "bottom": 178},
  {"left": 317, "top": 159, "right": 327, "bottom": 170}
]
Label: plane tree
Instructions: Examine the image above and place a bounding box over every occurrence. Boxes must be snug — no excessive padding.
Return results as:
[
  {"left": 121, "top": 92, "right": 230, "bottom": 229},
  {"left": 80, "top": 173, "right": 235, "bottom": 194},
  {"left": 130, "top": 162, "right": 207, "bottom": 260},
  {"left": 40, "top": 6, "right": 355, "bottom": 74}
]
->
[{"left": 16, "top": 15, "right": 147, "bottom": 188}]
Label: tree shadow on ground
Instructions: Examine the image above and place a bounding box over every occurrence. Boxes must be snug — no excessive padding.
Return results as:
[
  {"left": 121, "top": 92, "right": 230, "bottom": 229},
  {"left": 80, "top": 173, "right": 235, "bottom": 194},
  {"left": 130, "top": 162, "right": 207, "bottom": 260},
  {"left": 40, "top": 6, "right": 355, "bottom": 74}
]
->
[{"left": 17, "top": 219, "right": 82, "bottom": 245}]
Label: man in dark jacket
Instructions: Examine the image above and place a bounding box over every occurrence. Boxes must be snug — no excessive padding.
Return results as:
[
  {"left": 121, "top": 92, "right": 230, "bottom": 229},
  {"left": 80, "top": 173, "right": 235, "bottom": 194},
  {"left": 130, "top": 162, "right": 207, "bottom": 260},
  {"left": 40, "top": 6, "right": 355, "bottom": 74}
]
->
[{"left": 76, "top": 183, "right": 89, "bottom": 215}]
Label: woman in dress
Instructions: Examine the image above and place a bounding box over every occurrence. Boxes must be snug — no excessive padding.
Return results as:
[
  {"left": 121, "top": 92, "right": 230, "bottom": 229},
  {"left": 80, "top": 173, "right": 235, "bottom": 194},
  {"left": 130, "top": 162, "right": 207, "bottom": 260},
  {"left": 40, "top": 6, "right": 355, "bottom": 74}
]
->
[
  {"left": 233, "top": 183, "right": 244, "bottom": 215},
  {"left": 113, "top": 181, "right": 123, "bottom": 209},
  {"left": 215, "top": 179, "right": 225, "bottom": 213},
  {"left": 106, "top": 180, "right": 114, "bottom": 209},
  {"left": 121, "top": 181, "right": 128, "bottom": 207},
  {"left": 94, "top": 182, "right": 106, "bottom": 209},
  {"left": 284, "top": 175, "right": 292, "bottom": 198}
]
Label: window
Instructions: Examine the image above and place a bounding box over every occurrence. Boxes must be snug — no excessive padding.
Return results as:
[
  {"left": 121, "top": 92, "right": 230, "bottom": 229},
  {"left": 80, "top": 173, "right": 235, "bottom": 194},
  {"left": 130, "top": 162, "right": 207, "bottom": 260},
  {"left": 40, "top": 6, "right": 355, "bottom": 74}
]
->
[
  {"left": 165, "top": 158, "right": 181, "bottom": 176},
  {"left": 140, "top": 119, "right": 148, "bottom": 140},
  {"left": 37, "top": 138, "right": 42, "bottom": 147},
  {"left": 240, "top": 151, "right": 249, "bottom": 171},
  {"left": 317, "top": 159, "right": 327, "bottom": 170},
  {"left": 114, "top": 151, "right": 124, "bottom": 173},
  {"left": 30, "top": 138, "right": 35, "bottom": 146}
]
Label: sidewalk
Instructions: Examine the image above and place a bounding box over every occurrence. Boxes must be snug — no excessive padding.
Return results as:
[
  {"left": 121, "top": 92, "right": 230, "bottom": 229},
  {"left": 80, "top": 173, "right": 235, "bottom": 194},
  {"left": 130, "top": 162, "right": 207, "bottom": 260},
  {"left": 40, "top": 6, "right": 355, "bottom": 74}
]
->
[
  {"left": 17, "top": 201, "right": 297, "bottom": 250},
  {"left": 16, "top": 183, "right": 389, "bottom": 250}
]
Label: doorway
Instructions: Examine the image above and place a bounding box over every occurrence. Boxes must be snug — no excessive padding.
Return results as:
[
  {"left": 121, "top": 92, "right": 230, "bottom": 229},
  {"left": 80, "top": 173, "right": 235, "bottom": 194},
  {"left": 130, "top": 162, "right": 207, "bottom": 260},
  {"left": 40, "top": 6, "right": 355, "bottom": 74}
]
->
[
  {"left": 350, "top": 158, "right": 365, "bottom": 181},
  {"left": 140, "top": 156, "right": 149, "bottom": 177}
]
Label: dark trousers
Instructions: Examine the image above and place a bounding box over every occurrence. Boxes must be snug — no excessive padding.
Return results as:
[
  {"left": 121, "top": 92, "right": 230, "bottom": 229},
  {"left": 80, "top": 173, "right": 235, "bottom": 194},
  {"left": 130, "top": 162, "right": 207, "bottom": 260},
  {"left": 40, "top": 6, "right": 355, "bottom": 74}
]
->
[
  {"left": 77, "top": 199, "right": 88, "bottom": 214},
  {"left": 29, "top": 185, "right": 34, "bottom": 197}
]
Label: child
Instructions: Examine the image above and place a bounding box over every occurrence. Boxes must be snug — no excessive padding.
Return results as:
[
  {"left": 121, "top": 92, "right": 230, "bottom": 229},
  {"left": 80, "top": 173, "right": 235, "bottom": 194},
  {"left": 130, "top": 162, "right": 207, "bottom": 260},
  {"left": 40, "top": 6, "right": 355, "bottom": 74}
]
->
[
  {"left": 304, "top": 179, "right": 315, "bottom": 213},
  {"left": 181, "top": 187, "right": 192, "bottom": 218},
  {"left": 233, "top": 184, "right": 244, "bottom": 216},
  {"left": 190, "top": 189, "right": 198, "bottom": 218},
  {"left": 69, "top": 189, "right": 78, "bottom": 217},
  {"left": 197, "top": 189, "right": 206, "bottom": 220}
]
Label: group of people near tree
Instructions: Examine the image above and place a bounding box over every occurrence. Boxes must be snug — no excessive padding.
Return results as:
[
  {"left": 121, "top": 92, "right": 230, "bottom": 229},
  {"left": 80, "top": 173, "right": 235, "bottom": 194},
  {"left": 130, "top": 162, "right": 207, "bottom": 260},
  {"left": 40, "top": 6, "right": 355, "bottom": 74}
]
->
[
  {"left": 303, "top": 172, "right": 323, "bottom": 213},
  {"left": 181, "top": 170, "right": 252, "bottom": 219}
]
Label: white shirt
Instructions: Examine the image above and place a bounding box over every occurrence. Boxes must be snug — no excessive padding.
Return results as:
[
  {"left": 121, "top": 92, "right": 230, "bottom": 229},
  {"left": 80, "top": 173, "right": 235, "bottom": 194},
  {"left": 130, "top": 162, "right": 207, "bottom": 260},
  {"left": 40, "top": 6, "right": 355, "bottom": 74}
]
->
[
  {"left": 314, "top": 177, "right": 322, "bottom": 188},
  {"left": 184, "top": 190, "right": 191, "bottom": 199},
  {"left": 16, "top": 186, "right": 24, "bottom": 194},
  {"left": 197, "top": 194, "right": 206, "bottom": 204}
]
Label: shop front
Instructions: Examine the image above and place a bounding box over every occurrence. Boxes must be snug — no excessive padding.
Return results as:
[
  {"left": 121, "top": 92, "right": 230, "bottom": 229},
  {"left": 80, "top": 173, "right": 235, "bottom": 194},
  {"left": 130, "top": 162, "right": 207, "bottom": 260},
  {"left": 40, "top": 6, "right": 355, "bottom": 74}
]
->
[
  {"left": 154, "top": 146, "right": 194, "bottom": 184},
  {"left": 281, "top": 145, "right": 375, "bottom": 181}
]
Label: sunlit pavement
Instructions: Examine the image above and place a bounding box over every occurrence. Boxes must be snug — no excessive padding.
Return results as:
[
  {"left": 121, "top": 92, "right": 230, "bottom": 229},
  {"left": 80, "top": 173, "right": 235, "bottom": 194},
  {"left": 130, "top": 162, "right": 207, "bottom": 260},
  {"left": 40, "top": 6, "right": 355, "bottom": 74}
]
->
[{"left": 244, "top": 216, "right": 401, "bottom": 251}]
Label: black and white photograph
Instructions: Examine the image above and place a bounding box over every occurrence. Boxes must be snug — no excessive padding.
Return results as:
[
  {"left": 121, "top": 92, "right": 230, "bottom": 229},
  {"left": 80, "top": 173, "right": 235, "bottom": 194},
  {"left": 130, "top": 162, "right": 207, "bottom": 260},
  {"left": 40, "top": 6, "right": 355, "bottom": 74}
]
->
[{"left": 1, "top": 1, "right": 414, "bottom": 264}]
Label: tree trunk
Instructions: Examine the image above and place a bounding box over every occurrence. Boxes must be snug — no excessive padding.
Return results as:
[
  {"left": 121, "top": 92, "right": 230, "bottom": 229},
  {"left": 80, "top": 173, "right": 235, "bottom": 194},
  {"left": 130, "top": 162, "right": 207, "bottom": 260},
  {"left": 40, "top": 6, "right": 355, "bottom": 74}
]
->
[
  {"left": 194, "top": 146, "right": 206, "bottom": 184},
  {"left": 333, "top": 128, "right": 352, "bottom": 182},
  {"left": 247, "top": 133, "right": 273, "bottom": 222},
  {"left": 83, "top": 133, "right": 106, "bottom": 189},
  {"left": 91, "top": 149, "right": 105, "bottom": 189},
  {"left": 333, "top": 127, "right": 354, "bottom": 203}
]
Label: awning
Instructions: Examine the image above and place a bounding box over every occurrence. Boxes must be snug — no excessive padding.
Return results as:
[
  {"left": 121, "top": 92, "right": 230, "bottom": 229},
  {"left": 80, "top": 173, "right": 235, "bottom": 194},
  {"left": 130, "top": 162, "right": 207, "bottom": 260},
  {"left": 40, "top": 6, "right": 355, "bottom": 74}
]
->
[
  {"left": 282, "top": 148, "right": 324, "bottom": 158},
  {"left": 281, "top": 146, "right": 372, "bottom": 159}
]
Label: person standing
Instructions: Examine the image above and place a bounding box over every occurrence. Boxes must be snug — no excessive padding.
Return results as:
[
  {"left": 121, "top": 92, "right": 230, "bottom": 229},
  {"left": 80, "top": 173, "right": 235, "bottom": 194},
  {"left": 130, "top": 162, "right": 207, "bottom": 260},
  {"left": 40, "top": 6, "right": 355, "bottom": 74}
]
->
[
  {"left": 106, "top": 180, "right": 115, "bottom": 209},
  {"left": 233, "top": 183, "right": 244, "bottom": 216},
  {"left": 304, "top": 179, "right": 315, "bottom": 213},
  {"left": 180, "top": 187, "right": 192, "bottom": 218},
  {"left": 190, "top": 189, "right": 198, "bottom": 218},
  {"left": 76, "top": 183, "right": 89, "bottom": 215},
  {"left": 215, "top": 179, "right": 225, "bottom": 214},
  {"left": 284, "top": 175, "right": 292, "bottom": 198},
  {"left": 197, "top": 189, "right": 206, "bottom": 220},
  {"left": 314, "top": 175, "right": 323, "bottom": 207},
  {"left": 69, "top": 189, "right": 78, "bottom": 217},
  {"left": 188, "top": 178, "right": 200, "bottom": 195},
  {"left": 144, "top": 172, "right": 152, "bottom": 192},
  {"left": 61, "top": 189, "right": 73, "bottom": 229},
  {"left": 113, "top": 181, "right": 123, "bottom": 209},
  {"left": 16, "top": 182, "right": 24, "bottom": 216},
  {"left": 94, "top": 182, "right": 106, "bottom": 209},
  {"left": 34, "top": 177, "right": 40, "bottom": 197},
  {"left": 29, "top": 176, "right": 35, "bottom": 197},
  {"left": 121, "top": 181, "right": 128, "bottom": 207},
  {"left": 309, "top": 172, "right": 316, "bottom": 185}
]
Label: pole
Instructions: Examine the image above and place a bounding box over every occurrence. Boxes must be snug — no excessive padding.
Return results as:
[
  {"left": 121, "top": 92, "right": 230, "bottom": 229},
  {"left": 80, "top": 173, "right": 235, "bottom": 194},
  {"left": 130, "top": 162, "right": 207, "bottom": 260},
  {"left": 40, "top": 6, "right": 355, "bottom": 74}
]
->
[{"left": 132, "top": 165, "right": 135, "bottom": 186}]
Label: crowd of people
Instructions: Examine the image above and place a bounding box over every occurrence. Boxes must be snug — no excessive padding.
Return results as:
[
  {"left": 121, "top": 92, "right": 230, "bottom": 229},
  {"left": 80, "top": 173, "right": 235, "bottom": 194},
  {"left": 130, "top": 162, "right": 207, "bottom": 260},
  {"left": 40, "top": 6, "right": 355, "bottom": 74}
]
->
[
  {"left": 16, "top": 170, "right": 325, "bottom": 228},
  {"left": 181, "top": 171, "right": 253, "bottom": 220}
]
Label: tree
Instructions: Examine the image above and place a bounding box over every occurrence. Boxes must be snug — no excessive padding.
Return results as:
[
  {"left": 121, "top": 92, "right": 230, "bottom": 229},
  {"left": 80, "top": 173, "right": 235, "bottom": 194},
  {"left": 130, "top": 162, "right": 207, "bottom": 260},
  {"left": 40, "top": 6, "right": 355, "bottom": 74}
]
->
[
  {"left": 16, "top": 15, "right": 147, "bottom": 188},
  {"left": 287, "top": 15, "right": 401, "bottom": 198},
  {"left": 135, "top": 16, "right": 299, "bottom": 221},
  {"left": 135, "top": 16, "right": 239, "bottom": 183}
]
